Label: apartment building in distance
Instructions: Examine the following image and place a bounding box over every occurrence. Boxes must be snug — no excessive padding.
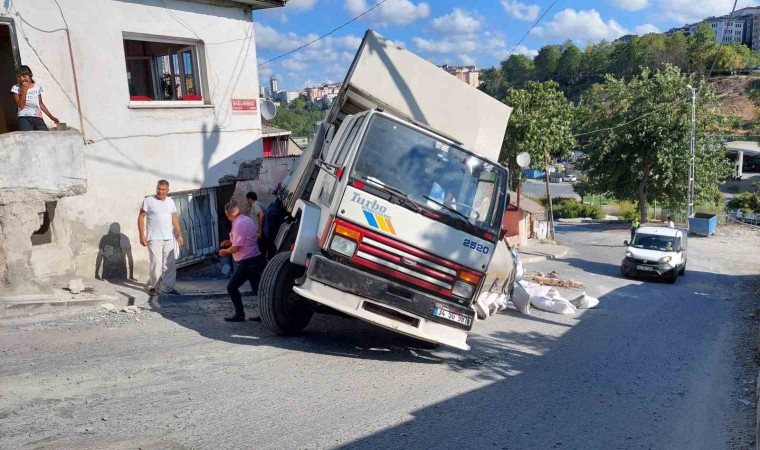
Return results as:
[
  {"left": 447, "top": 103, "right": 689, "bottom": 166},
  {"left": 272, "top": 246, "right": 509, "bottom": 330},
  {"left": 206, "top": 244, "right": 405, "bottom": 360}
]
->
[{"left": 439, "top": 65, "right": 480, "bottom": 87}]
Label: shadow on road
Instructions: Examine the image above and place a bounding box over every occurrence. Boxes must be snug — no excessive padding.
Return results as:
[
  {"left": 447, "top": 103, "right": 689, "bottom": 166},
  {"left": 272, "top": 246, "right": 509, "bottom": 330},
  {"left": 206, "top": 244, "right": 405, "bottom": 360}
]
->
[
  {"left": 334, "top": 266, "right": 758, "bottom": 449},
  {"left": 150, "top": 222, "right": 758, "bottom": 449}
]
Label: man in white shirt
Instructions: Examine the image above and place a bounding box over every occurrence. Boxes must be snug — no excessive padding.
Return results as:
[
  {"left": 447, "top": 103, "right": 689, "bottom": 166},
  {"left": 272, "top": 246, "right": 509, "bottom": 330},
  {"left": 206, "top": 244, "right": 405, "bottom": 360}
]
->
[{"left": 137, "top": 180, "right": 184, "bottom": 296}]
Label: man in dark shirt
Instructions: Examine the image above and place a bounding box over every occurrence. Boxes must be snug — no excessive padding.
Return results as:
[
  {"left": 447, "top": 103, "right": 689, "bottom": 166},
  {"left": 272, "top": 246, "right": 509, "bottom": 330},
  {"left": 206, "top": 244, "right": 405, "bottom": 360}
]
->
[{"left": 262, "top": 198, "right": 286, "bottom": 260}]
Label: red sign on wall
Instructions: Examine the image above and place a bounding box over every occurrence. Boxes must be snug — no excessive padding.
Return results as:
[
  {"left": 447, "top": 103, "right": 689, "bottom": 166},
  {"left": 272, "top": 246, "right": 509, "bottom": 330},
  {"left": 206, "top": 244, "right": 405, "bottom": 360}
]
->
[{"left": 231, "top": 98, "right": 258, "bottom": 113}]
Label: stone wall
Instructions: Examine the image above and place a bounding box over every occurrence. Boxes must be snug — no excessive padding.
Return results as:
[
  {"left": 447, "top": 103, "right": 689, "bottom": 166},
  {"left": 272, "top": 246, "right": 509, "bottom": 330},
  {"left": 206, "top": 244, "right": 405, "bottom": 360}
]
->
[{"left": 0, "top": 131, "right": 86, "bottom": 293}]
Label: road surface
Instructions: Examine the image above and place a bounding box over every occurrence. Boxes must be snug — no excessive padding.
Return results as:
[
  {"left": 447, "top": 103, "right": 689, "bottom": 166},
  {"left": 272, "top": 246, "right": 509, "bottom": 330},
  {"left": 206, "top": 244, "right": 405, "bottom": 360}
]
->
[
  {"left": 522, "top": 179, "right": 580, "bottom": 200},
  {"left": 1, "top": 224, "right": 758, "bottom": 449}
]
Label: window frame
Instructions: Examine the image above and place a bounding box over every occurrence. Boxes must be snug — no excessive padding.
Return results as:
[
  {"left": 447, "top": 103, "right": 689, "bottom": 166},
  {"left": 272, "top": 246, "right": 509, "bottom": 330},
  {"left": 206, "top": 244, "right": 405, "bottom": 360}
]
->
[{"left": 122, "top": 32, "right": 210, "bottom": 109}]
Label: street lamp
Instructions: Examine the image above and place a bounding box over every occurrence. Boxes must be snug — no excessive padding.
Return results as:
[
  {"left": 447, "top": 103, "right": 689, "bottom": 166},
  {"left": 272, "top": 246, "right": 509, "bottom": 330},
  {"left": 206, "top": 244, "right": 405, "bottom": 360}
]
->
[{"left": 686, "top": 84, "right": 697, "bottom": 219}]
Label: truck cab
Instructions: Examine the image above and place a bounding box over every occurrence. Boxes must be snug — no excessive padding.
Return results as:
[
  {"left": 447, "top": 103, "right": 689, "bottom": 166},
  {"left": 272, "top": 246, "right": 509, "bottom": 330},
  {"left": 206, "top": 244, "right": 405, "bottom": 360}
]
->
[{"left": 257, "top": 30, "right": 515, "bottom": 350}]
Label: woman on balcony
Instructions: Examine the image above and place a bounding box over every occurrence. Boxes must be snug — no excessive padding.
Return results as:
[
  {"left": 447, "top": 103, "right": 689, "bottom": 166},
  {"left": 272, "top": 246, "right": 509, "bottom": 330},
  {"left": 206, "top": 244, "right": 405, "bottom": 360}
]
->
[{"left": 10, "top": 65, "right": 59, "bottom": 131}]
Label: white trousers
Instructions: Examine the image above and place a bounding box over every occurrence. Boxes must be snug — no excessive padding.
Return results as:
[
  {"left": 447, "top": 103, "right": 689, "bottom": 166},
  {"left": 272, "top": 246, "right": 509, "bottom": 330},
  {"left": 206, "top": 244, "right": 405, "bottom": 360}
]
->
[{"left": 148, "top": 239, "right": 176, "bottom": 291}]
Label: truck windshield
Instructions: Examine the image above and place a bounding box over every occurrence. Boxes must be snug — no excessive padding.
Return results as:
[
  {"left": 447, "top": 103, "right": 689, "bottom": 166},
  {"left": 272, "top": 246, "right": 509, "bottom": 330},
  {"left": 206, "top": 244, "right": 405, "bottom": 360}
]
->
[{"left": 352, "top": 115, "right": 507, "bottom": 234}]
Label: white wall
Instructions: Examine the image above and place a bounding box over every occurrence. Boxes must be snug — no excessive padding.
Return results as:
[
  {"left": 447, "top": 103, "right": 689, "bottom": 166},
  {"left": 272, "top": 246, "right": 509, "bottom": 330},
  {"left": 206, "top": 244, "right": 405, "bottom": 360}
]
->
[{"left": 1, "top": 0, "right": 266, "bottom": 278}]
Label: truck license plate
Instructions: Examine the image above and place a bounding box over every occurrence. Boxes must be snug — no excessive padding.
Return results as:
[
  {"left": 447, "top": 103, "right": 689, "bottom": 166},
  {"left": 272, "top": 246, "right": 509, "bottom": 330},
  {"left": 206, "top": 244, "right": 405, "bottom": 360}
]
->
[
  {"left": 433, "top": 306, "right": 472, "bottom": 326},
  {"left": 637, "top": 265, "right": 655, "bottom": 271}
]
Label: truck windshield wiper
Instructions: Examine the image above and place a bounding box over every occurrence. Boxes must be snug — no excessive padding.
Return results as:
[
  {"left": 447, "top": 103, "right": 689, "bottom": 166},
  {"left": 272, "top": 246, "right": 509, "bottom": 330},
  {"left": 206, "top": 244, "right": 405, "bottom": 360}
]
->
[
  {"left": 422, "top": 195, "right": 478, "bottom": 231},
  {"left": 358, "top": 176, "right": 422, "bottom": 213}
]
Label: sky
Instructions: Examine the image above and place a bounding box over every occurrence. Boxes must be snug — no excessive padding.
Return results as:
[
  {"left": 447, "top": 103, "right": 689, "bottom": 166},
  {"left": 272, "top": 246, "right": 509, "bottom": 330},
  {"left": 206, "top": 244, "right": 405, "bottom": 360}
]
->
[{"left": 253, "top": 0, "right": 759, "bottom": 90}]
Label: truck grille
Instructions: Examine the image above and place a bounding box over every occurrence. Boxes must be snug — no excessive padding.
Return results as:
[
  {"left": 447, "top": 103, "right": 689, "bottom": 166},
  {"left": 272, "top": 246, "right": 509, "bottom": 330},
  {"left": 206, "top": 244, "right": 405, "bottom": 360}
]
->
[{"left": 352, "top": 232, "right": 458, "bottom": 297}]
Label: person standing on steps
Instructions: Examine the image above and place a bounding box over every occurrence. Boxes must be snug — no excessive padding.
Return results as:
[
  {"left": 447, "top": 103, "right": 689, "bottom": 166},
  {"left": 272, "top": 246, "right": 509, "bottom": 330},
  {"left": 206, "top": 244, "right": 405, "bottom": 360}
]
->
[
  {"left": 219, "top": 200, "right": 266, "bottom": 322},
  {"left": 10, "top": 65, "right": 59, "bottom": 131},
  {"left": 138, "top": 180, "right": 184, "bottom": 296}
]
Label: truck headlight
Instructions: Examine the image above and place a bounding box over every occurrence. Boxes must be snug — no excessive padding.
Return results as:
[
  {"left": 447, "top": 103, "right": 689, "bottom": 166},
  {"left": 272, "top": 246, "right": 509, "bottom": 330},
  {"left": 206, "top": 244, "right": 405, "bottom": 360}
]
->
[
  {"left": 625, "top": 251, "right": 633, "bottom": 258},
  {"left": 330, "top": 235, "right": 357, "bottom": 257},
  {"left": 659, "top": 256, "right": 672, "bottom": 264},
  {"left": 452, "top": 280, "right": 475, "bottom": 299}
]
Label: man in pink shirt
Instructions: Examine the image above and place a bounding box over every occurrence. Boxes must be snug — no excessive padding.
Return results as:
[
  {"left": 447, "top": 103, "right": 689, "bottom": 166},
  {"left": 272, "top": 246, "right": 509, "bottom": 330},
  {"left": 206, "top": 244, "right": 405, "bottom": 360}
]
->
[{"left": 218, "top": 200, "right": 266, "bottom": 322}]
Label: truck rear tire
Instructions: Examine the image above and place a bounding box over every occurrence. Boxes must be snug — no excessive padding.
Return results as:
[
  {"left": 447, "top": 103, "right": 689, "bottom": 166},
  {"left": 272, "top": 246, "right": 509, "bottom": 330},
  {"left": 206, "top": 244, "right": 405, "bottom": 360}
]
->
[{"left": 259, "top": 252, "right": 314, "bottom": 335}]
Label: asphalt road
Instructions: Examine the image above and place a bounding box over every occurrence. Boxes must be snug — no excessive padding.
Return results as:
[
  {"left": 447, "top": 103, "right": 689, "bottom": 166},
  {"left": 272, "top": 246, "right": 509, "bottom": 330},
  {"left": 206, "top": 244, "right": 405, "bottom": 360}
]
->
[
  {"left": 1, "top": 224, "right": 758, "bottom": 450},
  {"left": 522, "top": 179, "right": 580, "bottom": 200}
]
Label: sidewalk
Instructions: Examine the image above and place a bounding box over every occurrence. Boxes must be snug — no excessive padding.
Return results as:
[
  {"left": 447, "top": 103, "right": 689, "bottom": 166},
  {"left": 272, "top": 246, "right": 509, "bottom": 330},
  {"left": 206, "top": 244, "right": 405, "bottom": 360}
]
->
[
  {"left": 0, "top": 275, "right": 249, "bottom": 320},
  {"left": 2, "top": 243, "right": 566, "bottom": 319},
  {"left": 519, "top": 241, "right": 569, "bottom": 264}
]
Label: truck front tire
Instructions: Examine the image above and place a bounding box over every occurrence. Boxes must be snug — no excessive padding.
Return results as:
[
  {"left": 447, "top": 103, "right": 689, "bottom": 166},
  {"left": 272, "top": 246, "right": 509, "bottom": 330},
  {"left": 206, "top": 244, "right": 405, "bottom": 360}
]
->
[{"left": 259, "top": 252, "right": 314, "bottom": 335}]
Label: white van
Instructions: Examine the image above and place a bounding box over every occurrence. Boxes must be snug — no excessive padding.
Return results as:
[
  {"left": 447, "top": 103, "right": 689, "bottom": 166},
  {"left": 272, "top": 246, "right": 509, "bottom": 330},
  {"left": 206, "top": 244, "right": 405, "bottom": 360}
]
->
[{"left": 620, "top": 226, "right": 687, "bottom": 283}]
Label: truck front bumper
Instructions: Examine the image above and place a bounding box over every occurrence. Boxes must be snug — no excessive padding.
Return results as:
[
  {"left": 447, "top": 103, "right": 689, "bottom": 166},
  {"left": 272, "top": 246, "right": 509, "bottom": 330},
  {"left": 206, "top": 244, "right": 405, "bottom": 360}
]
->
[{"left": 293, "top": 255, "right": 473, "bottom": 350}]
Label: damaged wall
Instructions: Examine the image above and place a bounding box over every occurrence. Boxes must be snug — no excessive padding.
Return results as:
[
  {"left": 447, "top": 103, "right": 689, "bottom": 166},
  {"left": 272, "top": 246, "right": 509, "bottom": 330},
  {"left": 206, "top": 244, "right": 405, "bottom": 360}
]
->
[
  {"left": 0, "top": 131, "right": 87, "bottom": 292},
  {"left": 225, "top": 157, "right": 299, "bottom": 213}
]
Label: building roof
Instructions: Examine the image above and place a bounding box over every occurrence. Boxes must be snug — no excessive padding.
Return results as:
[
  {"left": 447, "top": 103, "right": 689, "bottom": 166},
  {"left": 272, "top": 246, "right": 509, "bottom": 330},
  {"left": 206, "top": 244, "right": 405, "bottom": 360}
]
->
[
  {"left": 262, "top": 125, "right": 292, "bottom": 137},
  {"left": 208, "top": 0, "right": 287, "bottom": 9},
  {"left": 508, "top": 191, "right": 545, "bottom": 215}
]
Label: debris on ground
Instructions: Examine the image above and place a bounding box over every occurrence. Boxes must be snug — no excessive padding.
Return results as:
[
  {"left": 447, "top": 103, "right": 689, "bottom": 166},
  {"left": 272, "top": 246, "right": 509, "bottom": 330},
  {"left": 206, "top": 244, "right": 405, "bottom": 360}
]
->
[
  {"left": 122, "top": 306, "right": 140, "bottom": 314},
  {"left": 67, "top": 278, "right": 85, "bottom": 294},
  {"left": 525, "top": 274, "right": 584, "bottom": 288},
  {"left": 98, "top": 303, "right": 115, "bottom": 311},
  {"left": 511, "top": 281, "right": 600, "bottom": 316}
]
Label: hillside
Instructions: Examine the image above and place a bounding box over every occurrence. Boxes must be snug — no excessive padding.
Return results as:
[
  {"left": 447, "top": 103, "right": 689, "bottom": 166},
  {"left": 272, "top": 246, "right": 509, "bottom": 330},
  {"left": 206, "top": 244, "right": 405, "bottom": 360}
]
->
[{"left": 708, "top": 75, "right": 758, "bottom": 135}]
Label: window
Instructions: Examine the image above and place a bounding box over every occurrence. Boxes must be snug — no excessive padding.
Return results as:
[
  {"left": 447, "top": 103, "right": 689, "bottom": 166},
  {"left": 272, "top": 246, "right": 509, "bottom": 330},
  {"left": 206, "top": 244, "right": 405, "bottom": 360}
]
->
[
  {"left": 712, "top": 23, "right": 718, "bottom": 28},
  {"left": 123, "top": 36, "right": 204, "bottom": 103},
  {"left": 171, "top": 188, "right": 219, "bottom": 267}
]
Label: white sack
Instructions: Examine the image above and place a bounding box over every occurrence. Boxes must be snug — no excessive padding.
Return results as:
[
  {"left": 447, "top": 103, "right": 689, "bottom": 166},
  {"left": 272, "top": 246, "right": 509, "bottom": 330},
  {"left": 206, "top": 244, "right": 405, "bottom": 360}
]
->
[
  {"left": 569, "top": 293, "right": 599, "bottom": 309},
  {"left": 511, "top": 282, "right": 532, "bottom": 315},
  {"left": 530, "top": 296, "right": 577, "bottom": 315}
]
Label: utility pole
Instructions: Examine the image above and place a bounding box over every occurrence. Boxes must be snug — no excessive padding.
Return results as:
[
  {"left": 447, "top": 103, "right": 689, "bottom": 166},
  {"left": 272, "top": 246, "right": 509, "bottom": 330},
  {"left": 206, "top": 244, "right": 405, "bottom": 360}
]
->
[
  {"left": 543, "top": 149, "right": 555, "bottom": 242},
  {"left": 686, "top": 84, "right": 697, "bottom": 219}
]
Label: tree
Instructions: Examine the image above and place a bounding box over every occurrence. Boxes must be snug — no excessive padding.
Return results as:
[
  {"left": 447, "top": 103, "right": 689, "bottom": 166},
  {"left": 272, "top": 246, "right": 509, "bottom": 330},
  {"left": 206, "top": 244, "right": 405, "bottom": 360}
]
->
[
  {"left": 503, "top": 81, "right": 576, "bottom": 166},
  {"left": 558, "top": 42, "right": 582, "bottom": 85},
  {"left": 575, "top": 66, "right": 732, "bottom": 221},
  {"left": 478, "top": 67, "right": 510, "bottom": 101},
  {"left": 533, "top": 45, "right": 562, "bottom": 81},
  {"left": 687, "top": 23, "right": 719, "bottom": 77},
  {"left": 501, "top": 54, "right": 535, "bottom": 88}
]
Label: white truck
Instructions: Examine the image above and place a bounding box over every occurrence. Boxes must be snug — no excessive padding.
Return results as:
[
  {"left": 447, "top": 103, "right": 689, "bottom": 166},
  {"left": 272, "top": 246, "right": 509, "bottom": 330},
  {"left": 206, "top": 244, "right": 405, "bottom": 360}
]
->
[{"left": 259, "top": 30, "right": 518, "bottom": 350}]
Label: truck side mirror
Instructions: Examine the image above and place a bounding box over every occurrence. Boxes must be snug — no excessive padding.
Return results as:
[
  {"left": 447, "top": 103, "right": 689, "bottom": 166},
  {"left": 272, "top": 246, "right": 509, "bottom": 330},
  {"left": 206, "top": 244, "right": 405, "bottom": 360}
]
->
[{"left": 623, "top": 240, "right": 629, "bottom": 246}]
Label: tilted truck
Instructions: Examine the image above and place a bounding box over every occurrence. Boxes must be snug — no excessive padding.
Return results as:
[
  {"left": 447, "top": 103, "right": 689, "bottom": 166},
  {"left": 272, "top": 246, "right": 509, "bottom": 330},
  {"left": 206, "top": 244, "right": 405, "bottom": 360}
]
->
[{"left": 258, "top": 30, "right": 518, "bottom": 350}]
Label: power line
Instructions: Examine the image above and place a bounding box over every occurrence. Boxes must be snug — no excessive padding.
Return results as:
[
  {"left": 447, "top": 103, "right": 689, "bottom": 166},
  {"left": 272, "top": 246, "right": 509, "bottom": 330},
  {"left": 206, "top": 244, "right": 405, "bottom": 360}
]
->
[
  {"left": 706, "top": 0, "right": 739, "bottom": 81},
  {"left": 573, "top": 101, "right": 681, "bottom": 138},
  {"left": 503, "top": 0, "right": 561, "bottom": 61},
  {"left": 257, "top": 0, "right": 389, "bottom": 67}
]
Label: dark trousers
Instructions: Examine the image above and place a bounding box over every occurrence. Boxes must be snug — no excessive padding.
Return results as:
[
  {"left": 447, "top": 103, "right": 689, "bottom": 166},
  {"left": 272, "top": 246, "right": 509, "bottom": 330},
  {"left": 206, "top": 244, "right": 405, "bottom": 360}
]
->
[
  {"left": 631, "top": 227, "right": 638, "bottom": 241},
  {"left": 18, "top": 117, "right": 48, "bottom": 131},
  {"left": 227, "top": 254, "right": 266, "bottom": 316}
]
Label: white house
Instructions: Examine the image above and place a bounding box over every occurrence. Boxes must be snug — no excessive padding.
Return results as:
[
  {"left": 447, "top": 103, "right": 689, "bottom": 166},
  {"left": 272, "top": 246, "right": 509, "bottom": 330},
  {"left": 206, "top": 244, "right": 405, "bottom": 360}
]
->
[{"left": 0, "top": 0, "right": 287, "bottom": 292}]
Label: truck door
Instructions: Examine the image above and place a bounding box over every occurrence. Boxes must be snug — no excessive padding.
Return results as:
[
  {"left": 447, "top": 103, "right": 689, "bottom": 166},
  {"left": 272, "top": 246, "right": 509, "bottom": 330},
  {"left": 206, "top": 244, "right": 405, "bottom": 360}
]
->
[{"left": 311, "top": 115, "right": 363, "bottom": 244}]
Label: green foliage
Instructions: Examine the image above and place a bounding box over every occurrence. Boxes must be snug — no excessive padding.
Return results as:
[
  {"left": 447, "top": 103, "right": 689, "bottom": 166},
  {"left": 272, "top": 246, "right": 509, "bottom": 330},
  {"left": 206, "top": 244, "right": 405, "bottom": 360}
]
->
[
  {"left": 501, "top": 54, "right": 534, "bottom": 88},
  {"left": 576, "top": 66, "right": 733, "bottom": 220},
  {"left": 747, "top": 79, "right": 760, "bottom": 107},
  {"left": 478, "top": 22, "right": 759, "bottom": 101},
  {"left": 541, "top": 197, "right": 604, "bottom": 219},
  {"left": 726, "top": 191, "right": 760, "bottom": 212},
  {"left": 618, "top": 201, "right": 638, "bottom": 221},
  {"left": 502, "top": 81, "right": 575, "bottom": 189},
  {"left": 267, "top": 97, "right": 329, "bottom": 138}
]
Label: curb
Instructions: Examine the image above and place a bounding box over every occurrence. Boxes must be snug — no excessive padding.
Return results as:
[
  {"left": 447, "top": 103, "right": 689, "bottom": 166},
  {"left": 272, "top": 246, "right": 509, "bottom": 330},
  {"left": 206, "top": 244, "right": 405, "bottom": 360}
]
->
[
  {"left": 521, "top": 248, "right": 569, "bottom": 264},
  {"left": 557, "top": 219, "right": 628, "bottom": 224},
  {"left": 0, "top": 293, "right": 122, "bottom": 319}
]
